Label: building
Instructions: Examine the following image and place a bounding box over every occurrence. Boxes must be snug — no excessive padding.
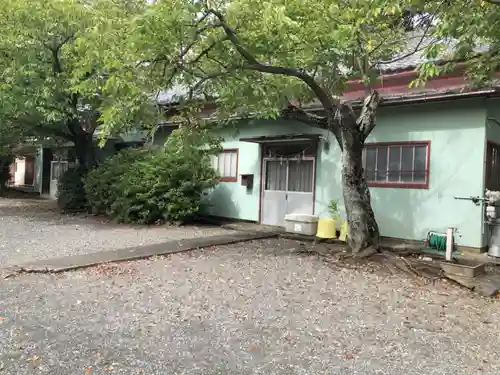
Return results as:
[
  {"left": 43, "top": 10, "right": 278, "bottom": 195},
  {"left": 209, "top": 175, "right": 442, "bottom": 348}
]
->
[{"left": 198, "top": 71, "right": 500, "bottom": 254}]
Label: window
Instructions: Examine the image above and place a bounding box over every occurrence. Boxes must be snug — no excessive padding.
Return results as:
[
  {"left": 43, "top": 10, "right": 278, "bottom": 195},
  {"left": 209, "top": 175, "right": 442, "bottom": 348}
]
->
[
  {"left": 212, "top": 149, "right": 238, "bottom": 182},
  {"left": 50, "top": 161, "right": 69, "bottom": 181},
  {"left": 486, "top": 142, "right": 500, "bottom": 191},
  {"left": 363, "top": 141, "right": 430, "bottom": 188}
]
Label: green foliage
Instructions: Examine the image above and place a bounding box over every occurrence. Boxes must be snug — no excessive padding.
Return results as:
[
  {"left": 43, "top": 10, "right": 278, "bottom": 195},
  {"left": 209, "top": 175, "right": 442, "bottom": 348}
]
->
[
  {"left": 419, "top": 0, "right": 500, "bottom": 85},
  {"left": 98, "top": 0, "right": 436, "bottom": 129},
  {"left": 0, "top": 156, "right": 13, "bottom": 194},
  {"left": 57, "top": 166, "right": 88, "bottom": 212},
  {"left": 84, "top": 128, "right": 220, "bottom": 224},
  {"left": 0, "top": 0, "right": 151, "bottom": 157},
  {"left": 85, "top": 148, "right": 148, "bottom": 215},
  {"left": 328, "top": 199, "right": 341, "bottom": 221}
]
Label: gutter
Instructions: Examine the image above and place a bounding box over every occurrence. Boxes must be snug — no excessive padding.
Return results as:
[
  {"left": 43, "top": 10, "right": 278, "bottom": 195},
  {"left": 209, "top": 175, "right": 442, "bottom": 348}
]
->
[
  {"left": 157, "top": 88, "right": 500, "bottom": 126},
  {"left": 380, "top": 89, "right": 499, "bottom": 107}
]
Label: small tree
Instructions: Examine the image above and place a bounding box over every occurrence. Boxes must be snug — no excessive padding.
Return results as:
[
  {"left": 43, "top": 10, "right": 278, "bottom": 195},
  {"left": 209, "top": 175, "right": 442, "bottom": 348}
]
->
[
  {"left": 101, "top": 0, "right": 437, "bottom": 255},
  {"left": 0, "top": 0, "right": 151, "bottom": 169}
]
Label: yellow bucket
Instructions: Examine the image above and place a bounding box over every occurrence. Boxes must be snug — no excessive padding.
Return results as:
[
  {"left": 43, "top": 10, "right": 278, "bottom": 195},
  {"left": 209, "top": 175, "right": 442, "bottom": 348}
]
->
[{"left": 316, "top": 218, "right": 337, "bottom": 239}]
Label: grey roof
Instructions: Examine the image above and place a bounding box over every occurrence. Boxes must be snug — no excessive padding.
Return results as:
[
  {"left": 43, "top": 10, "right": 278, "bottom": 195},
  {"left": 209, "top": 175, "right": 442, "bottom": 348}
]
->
[
  {"left": 155, "top": 33, "right": 487, "bottom": 105},
  {"left": 377, "top": 33, "right": 442, "bottom": 72},
  {"left": 155, "top": 86, "right": 188, "bottom": 105},
  {"left": 378, "top": 32, "right": 489, "bottom": 72}
]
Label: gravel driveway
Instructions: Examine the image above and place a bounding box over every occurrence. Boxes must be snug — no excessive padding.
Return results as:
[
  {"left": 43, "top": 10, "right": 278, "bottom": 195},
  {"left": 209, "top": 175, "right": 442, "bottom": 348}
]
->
[
  {"left": 1, "top": 238, "right": 500, "bottom": 375},
  {"left": 0, "top": 198, "right": 229, "bottom": 266}
]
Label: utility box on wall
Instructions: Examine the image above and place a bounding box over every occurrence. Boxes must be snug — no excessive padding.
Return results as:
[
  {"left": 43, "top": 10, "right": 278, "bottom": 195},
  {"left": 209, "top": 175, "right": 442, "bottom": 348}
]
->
[{"left": 241, "top": 174, "right": 254, "bottom": 189}]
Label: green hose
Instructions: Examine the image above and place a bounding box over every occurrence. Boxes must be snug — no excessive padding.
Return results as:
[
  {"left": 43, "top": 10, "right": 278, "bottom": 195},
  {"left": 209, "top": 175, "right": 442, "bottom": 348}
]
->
[{"left": 426, "top": 231, "right": 448, "bottom": 251}]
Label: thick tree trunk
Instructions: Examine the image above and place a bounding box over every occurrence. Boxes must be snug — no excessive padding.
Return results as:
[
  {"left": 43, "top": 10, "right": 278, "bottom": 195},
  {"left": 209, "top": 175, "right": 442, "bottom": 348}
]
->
[
  {"left": 338, "top": 96, "right": 381, "bottom": 255},
  {"left": 74, "top": 133, "right": 95, "bottom": 170},
  {"left": 341, "top": 134, "right": 380, "bottom": 254}
]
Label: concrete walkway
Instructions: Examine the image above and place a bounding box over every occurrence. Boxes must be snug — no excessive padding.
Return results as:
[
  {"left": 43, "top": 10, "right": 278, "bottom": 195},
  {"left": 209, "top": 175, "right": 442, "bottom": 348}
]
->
[
  {"left": 13, "top": 231, "right": 279, "bottom": 273},
  {"left": 0, "top": 198, "right": 231, "bottom": 266}
]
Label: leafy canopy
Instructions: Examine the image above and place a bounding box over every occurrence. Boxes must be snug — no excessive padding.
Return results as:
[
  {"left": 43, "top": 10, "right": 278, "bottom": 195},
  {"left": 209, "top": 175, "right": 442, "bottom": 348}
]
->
[
  {"left": 418, "top": 0, "right": 500, "bottom": 85},
  {"left": 0, "top": 0, "right": 152, "bottom": 153},
  {"left": 100, "top": 0, "right": 436, "bottom": 132}
]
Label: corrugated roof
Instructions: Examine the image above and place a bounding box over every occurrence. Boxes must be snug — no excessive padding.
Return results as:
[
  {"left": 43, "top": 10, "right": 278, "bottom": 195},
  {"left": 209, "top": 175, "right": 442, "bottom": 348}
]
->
[{"left": 155, "top": 33, "right": 485, "bottom": 104}]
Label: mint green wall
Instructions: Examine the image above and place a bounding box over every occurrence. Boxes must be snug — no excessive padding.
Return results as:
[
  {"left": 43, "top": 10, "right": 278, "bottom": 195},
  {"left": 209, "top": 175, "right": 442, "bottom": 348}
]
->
[
  {"left": 369, "top": 100, "right": 486, "bottom": 249},
  {"left": 204, "top": 119, "right": 339, "bottom": 221},
  {"left": 207, "top": 99, "right": 487, "bottom": 249}
]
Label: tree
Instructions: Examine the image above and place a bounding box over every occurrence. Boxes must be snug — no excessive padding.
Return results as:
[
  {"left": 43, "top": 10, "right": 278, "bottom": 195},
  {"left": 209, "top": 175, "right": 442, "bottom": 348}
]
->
[
  {"left": 102, "top": 0, "right": 437, "bottom": 254},
  {"left": 417, "top": 0, "right": 500, "bottom": 85},
  {"left": 0, "top": 0, "right": 149, "bottom": 169}
]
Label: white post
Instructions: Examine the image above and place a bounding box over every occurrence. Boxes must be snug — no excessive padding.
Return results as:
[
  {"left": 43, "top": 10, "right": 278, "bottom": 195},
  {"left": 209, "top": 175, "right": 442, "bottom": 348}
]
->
[{"left": 446, "top": 227, "right": 454, "bottom": 261}]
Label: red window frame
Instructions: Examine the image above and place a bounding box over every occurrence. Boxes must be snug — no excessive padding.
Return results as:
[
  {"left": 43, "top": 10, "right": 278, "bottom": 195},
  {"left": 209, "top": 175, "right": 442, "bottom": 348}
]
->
[
  {"left": 363, "top": 141, "right": 431, "bottom": 189},
  {"left": 214, "top": 148, "right": 239, "bottom": 182}
]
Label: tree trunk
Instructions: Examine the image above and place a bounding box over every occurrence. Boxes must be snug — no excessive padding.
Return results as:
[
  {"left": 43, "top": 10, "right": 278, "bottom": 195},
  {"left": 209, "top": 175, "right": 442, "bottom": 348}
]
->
[
  {"left": 340, "top": 124, "right": 380, "bottom": 254},
  {"left": 74, "top": 133, "right": 95, "bottom": 170}
]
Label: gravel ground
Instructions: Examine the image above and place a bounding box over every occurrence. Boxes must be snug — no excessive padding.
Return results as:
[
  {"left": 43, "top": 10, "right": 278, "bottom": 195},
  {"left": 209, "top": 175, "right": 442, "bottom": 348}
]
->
[
  {"left": 1, "top": 238, "right": 500, "bottom": 375},
  {"left": 0, "top": 198, "right": 229, "bottom": 266}
]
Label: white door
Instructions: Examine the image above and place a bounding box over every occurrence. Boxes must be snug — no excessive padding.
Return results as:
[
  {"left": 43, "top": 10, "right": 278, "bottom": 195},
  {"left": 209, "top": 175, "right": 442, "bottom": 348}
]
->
[
  {"left": 262, "top": 160, "right": 288, "bottom": 226},
  {"left": 261, "top": 158, "right": 315, "bottom": 226},
  {"left": 286, "top": 159, "right": 315, "bottom": 215}
]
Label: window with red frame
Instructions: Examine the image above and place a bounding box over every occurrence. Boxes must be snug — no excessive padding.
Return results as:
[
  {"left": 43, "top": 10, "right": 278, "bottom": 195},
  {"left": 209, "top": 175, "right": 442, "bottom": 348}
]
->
[
  {"left": 363, "top": 142, "right": 430, "bottom": 188},
  {"left": 212, "top": 149, "right": 238, "bottom": 182}
]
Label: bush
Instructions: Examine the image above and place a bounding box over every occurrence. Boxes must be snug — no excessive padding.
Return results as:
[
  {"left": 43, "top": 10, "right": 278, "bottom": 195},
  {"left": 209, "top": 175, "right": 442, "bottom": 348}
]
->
[
  {"left": 85, "top": 149, "right": 147, "bottom": 215},
  {"left": 84, "top": 128, "right": 220, "bottom": 224},
  {"left": 57, "top": 166, "right": 88, "bottom": 212},
  {"left": 0, "top": 156, "right": 13, "bottom": 195}
]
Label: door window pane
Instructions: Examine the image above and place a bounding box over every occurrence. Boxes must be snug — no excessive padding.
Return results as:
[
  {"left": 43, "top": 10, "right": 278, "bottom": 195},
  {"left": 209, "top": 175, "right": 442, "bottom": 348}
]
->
[
  {"left": 265, "top": 160, "right": 287, "bottom": 190},
  {"left": 288, "top": 160, "right": 314, "bottom": 192}
]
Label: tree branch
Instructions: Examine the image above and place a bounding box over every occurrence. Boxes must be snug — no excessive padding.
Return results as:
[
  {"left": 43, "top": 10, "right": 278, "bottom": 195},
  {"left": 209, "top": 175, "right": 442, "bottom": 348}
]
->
[
  {"left": 45, "top": 35, "right": 74, "bottom": 75},
  {"left": 205, "top": 9, "right": 339, "bottom": 115},
  {"left": 51, "top": 48, "right": 63, "bottom": 75},
  {"left": 357, "top": 90, "right": 380, "bottom": 141},
  {"left": 188, "top": 66, "right": 243, "bottom": 100},
  {"left": 374, "top": 11, "right": 440, "bottom": 68},
  {"left": 187, "top": 39, "right": 220, "bottom": 65},
  {"left": 281, "top": 103, "right": 328, "bottom": 128}
]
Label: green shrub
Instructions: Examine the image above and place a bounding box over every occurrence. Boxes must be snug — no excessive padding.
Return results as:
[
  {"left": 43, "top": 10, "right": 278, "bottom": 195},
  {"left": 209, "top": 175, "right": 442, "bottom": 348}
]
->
[
  {"left": 84, "top": 128, "right": 220, "bottom": 224},
  {"left": 0, "top": 156, "right": 13, "bottom": 195},
  {"left": 57, "top": 166, "right": 88, "bottom": 212},
  {"left": 84, "top": 149, "right": 147, "bottom": 214}
]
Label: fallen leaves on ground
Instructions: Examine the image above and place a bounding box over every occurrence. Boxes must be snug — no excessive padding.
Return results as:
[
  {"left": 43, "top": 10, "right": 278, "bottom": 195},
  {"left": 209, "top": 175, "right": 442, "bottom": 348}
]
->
[{"left": 91, "top": 263, "right": 139, "bottom": 278}]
